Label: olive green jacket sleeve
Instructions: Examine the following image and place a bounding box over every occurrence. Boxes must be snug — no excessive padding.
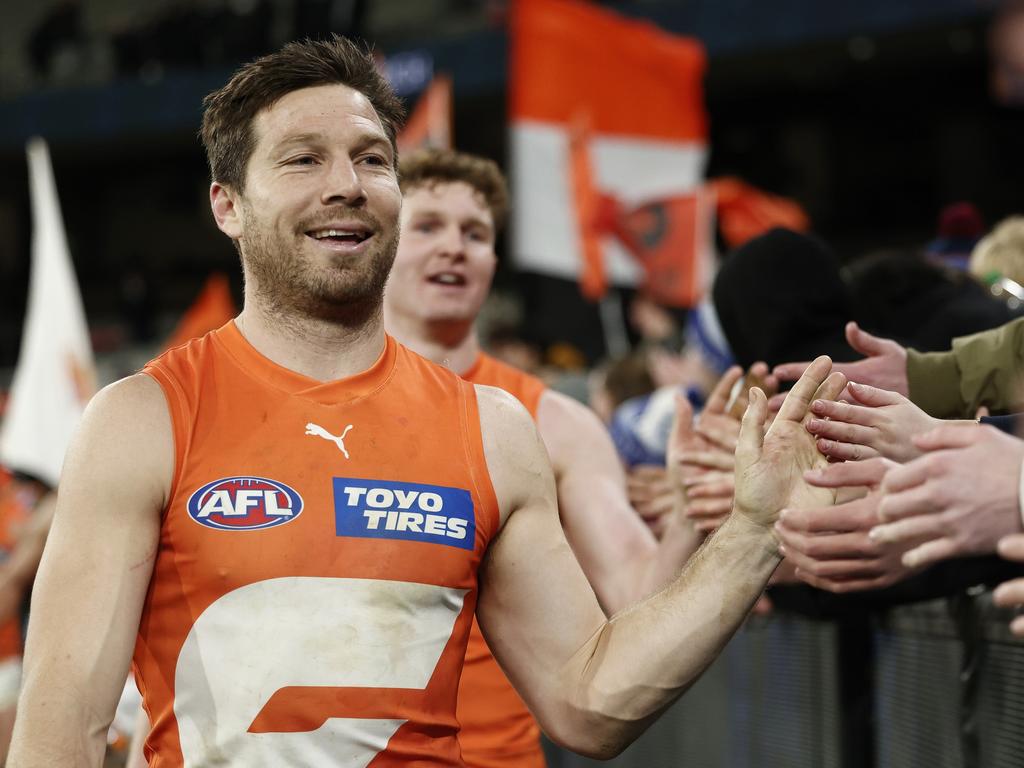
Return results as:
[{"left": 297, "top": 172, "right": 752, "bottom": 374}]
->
[{"left": 906, "top": 316, "right": 1024, "bottom": 418}]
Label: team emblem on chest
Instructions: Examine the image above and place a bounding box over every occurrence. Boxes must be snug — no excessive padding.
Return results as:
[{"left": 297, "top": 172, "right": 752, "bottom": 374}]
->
[{"left": 187, "top": 477, "right": 304, "bottom": 531}]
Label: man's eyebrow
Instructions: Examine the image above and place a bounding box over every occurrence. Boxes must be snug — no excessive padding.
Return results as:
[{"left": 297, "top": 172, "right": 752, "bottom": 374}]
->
[
  {"left": 410, "top": 207, "right": 493, "bottom": 230},
  {"left": 350, "top": 131, "right": 394, "bottom": 156},
  {"left": 270, "top": 132, "right": 325, "bottom": 154}
]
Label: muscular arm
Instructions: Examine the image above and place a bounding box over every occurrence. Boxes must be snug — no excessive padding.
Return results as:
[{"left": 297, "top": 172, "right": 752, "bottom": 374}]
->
[
  {"left": 475, "top": 359, "right": 843, "bottom": 758},
  {"left": 8, "top": 375, "right": 171, "bottom": 767},
  {"left": 537, "top": 390, "right": 701, "bottom": 615}
]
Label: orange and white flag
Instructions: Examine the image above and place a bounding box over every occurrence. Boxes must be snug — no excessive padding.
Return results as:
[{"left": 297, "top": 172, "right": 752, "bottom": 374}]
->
[
  {"left": 163, "top": 273, "right": 236, "bottom": 351},
  {"left": 397, "top": 75, "right": 453, "bottom": 154},
  {"left": 0, "top": 139, "right": 95, "bottom": 487},
  {"left": 510, "top": 0, "right": 710, "bottom": 294}
]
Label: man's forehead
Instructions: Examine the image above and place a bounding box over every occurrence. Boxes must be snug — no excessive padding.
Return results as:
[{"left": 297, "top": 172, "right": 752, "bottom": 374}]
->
[
  {"left": 404, "top": 181, "right": 492, "bottom": 222},
  {"left": 253, "top": 83, "right": 387, "bottom": 148}
]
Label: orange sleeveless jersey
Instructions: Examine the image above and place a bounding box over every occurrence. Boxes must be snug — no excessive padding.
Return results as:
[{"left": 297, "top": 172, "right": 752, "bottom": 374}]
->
[
  {"left": 135, "top": 322, "right": 500, "bottom": 767},
  {"left": 458, "top": 354, "right": 547, "bottom": 768}
]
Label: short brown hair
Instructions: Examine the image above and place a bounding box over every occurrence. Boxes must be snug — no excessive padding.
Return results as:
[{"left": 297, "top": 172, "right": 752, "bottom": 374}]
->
[
  {"left": 399, "top": 149, "right": 509, "bottom": 231},
  {"left": 200, "top": 35, "right": 405, "bottom": 191}
]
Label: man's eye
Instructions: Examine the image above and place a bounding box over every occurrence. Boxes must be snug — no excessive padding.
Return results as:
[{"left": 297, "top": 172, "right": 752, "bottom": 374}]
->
[
  {"left": 416, "top": 222, "right": 439, "bottom": 233},
  {"left": 360, "top": 154, "right": 388, "bottom": 167},
  {"left": 288, "top": 155, "right": 318, "bottom": 166}
]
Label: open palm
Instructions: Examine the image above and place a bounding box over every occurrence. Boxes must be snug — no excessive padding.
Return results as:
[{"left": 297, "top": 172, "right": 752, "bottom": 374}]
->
[{"left": 734, "top": 357, "right": 845, "bottom": 529}]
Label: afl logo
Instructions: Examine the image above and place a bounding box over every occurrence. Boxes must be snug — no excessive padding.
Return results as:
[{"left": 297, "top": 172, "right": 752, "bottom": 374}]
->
[{"left": 187, "top": 477, "right": 303, "bottom": 531}]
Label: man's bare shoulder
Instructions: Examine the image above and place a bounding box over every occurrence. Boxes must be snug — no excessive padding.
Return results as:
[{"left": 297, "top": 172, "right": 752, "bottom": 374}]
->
[
  {"left": 536, "top": 389, "right": 621, "bottom": 480},
  {"left": 472, "top": 383, "right": 555, "bottom": 525},
  {"left": 81, "top": 373, "right": 170, "bottom": 437},
  {"left": 537, "top": 389, "right": 605, "bottom": 435},
  {"left": 64, "top": 373, "right": 174, "bottom": 508}
]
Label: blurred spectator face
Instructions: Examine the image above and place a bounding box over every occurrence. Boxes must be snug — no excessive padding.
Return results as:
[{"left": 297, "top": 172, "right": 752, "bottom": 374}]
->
[
  {"left": 991, "top": 4, "right": 1024, "bottom": 106},
  {"left": 212, "top": 83, "right": 402, "bottom": 312},
  {"left": 387, "top": 181, "right": 498, "bottom": 326}
]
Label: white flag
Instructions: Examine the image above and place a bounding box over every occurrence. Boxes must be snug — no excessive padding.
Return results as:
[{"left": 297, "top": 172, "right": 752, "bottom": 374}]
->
[{"left": 0, "top": 138, "right": 95, "bottom": 487}]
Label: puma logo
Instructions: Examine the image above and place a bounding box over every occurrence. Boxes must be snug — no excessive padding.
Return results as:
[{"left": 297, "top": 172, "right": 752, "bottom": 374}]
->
[{"left": 305, "top": 422, "right": 354, "bottom": 459}]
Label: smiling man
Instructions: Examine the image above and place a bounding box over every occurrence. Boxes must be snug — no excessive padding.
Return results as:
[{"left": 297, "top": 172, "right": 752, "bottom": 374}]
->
[{"left": 9, "top": 37, "right": 842, "bottom": 767}]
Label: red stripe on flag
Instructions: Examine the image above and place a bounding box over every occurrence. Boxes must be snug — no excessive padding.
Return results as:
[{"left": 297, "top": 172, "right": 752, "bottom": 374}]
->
[{"left": 511, "top": 0, "right": 706, "bottom": 141}]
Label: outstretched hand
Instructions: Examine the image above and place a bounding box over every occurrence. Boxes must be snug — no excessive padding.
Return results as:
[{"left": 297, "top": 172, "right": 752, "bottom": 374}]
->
[
  {"left": 668, "top": 364, "right": 776, "bottom": 535},
  {"left": 733, "top": 356, "right": 846, "bottom": 530},
  {"left": 775, "top": 457, "right": 920, "bottom": 592},
  {"left": 994, "top": 534, "right": 1024, "bottom": 636},
  {"left": 870, "top": 423, "right": 1024, "bottom": 568},
  {"left": 806, "top": 382, "right": 943, "bottom": 463},
  {"left": 770, "top": 323, "right": 909, "bottom": 410}
]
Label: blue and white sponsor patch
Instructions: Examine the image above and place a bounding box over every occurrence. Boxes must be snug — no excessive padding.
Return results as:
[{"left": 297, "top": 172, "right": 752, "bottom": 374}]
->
[{"left": 332, "top": 478, "right": 475, "bottom": 550}]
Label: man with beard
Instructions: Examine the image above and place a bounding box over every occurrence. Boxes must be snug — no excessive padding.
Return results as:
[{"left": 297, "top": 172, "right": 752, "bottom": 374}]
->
[
  {"left": 9, "top": 36, "right": 844, "bottom": 767},
  {"left": 384, "top": 149, "right": 705, "bottom": 768}
]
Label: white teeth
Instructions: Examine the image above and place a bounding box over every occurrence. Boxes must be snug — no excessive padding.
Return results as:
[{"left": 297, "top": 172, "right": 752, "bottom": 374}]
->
[
  {"left": 312, "top": 229, "right": 362, "bottom": 239},
  {"left": 434, "top": 274, "right": 460, "bottom": 284}
]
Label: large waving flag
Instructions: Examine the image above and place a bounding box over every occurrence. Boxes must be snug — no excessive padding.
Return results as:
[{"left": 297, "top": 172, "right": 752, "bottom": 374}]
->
[
  {"left": 0, "top": 139, "right": 95, "bottom": 487},
  {"left": 511, "top": 0, "right": 710, "bottom": 299}
]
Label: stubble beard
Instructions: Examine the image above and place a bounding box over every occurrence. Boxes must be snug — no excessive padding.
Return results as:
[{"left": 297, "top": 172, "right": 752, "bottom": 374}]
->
[{"left": 239, "top": 204, "right": 398, "bottom": 329}]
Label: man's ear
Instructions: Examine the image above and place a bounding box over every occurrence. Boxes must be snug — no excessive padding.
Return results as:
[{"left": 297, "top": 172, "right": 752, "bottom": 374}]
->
[{"left": 210, "top": 182, "right": 243, "bottom": 239}]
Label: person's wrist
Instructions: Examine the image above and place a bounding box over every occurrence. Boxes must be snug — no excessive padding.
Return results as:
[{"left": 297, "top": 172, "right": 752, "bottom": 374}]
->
[{"left": 720, "top": 507, "right": 782, "bottom": 557}]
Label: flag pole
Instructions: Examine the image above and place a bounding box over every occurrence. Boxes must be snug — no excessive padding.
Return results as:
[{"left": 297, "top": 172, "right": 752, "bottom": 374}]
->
[{"left": 598, "top": 290, "right": 630, "bottom": 359}]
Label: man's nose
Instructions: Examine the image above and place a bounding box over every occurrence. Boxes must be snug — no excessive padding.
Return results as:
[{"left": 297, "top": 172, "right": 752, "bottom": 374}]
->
[
  {"left": 320, "top": 158, "right": 366, "bottom": 206},
  {"left": 437, "top": 224, "right": 466, "bottom": 259}
]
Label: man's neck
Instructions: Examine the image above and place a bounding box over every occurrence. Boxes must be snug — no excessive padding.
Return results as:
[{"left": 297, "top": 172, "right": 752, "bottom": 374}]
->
[
  {"left": 234, "top": 301, "right": 387, "bottom": 382},
  {"left": 386, "top": 311, "right": 480, "bottom": 375}
]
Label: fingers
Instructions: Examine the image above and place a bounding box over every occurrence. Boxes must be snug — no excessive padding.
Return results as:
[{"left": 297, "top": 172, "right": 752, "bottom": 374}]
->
[
  {"left": 668, "top": 393, "right": 695, "bottom": 455},
  {"left": 846, "top": 381, "right": 902, "bottom": 407},
  {"left": 749, "top": 362, "right": 780, "bottom": 398},
  {"left": 678, "top": 450, "right": 735, "bottom": 471},
  {"left": 750, "top": 595, "right": 774, "bottom": 616},
  {"left": 912, "top": 422, "right": 984, "bottom": 452},
  {"left": 807, "top": 371, "right": 848, "bottom": 418},
  {"left": 997, "top": 533, "right": 1024, "bottom": 562},
  {"left": 705, "top": 366, "right": 744, "bottom": 415},
  {"left": 776, "top": 527, "right": 882, "bottom": 562},
  {"left": 815, "top": 439, "right": 881, "bottom": 462},
  {"left": 804, "top": 456, "right": 893, "bottom": 489},
  {"left": 845, "top": 321, "right": 897, "bottom": 358},
  {"left": 772, "top": 361, "right": 812, "bottom": 383},
  {"left": 777, "top": 497, "right": 878, "bottom": 534},
  {"left": 994, "top": 576, "right": 1024, "bottom": 609},
  {"left": 794, "top": 569, "right": 897, "bottom": 594},
  {"left": 685, "top": 477, "right": 734, "bottom": 499},
  {"left": 736, "top": 387, "right": 768, "bottom": 467},
  {"left": 694, "top": 420, "right": 738, "bottom": 452},
  {"left": 682, "top": 471, "right": 732, "bottom": 488},
  {"left": 806, "top": 417, "right": 875, "bottom": 445},
  {"left": 776, "top": 356, "right": 833, "bottom": 424},
  {"left": 877, "top": 483, "right": 941, "bottom": 523},
  {"left": 684, "top": 497, "right": 733, "bottom": 520},
  {"left": 879, "top": 455, "right": 936, "bottom": 496},
  {"left": 809, "top": 398, "right": 877, "bottom": 426},
  {"left": 870, "top": 512, "right": 945, "bottom": 544},
  {"left": 901, "top": 538, "right": 958, "bottom": 569}
]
